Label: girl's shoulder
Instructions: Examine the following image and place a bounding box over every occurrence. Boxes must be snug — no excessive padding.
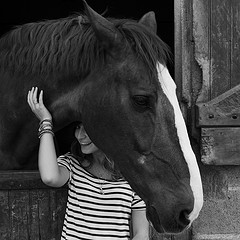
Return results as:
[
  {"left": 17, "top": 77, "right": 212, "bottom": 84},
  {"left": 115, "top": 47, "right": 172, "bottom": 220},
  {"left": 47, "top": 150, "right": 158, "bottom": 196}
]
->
[
  {"left": 64, "top": 152, "right": 77, "bottom": 160},
  {"left": 58, "top": 152, "right": 84, "bottom": 168},
  {"left": 64, "top": 152, "right": 82, "bottom": 160}
]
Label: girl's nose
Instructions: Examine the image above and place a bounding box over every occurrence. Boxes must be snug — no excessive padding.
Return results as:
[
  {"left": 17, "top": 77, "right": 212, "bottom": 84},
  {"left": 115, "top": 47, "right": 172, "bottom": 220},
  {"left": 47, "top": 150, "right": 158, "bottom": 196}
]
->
[{"left": 75, "top": 125, "right": 87, "bottom": 140}]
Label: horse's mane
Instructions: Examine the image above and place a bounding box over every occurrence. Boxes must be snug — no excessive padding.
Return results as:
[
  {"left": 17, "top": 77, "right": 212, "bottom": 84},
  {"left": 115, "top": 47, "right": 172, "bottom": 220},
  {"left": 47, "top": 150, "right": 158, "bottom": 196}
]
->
[{"left": 0, "top": 13, "right": 171, "bottom": 78}]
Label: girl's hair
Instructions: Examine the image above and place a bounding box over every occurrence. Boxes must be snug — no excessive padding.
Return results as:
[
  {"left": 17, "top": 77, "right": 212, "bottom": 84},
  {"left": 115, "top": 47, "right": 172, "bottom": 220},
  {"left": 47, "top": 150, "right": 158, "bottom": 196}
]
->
[{"left": 71, "top": 139, "right": 123, "bottom": 181}]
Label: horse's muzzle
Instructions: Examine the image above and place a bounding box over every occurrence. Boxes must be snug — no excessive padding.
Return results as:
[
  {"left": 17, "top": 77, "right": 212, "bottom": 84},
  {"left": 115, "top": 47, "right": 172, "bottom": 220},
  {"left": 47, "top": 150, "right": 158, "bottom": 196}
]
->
[
  {"left": 147, "top": 205, "right": 164, "bottom": 233},
  {"left": 146, "top": 203, "right": 191, "bottom": 233}
]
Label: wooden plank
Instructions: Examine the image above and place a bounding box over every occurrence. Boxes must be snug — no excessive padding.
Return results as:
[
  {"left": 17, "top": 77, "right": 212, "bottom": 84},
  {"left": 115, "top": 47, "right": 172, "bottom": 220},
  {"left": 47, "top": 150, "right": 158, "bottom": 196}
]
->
[
  {"left": 174, "top": 0, "right": 193, "bottom": 106},
  {"left": 36, "top": 188, "right": 66, "bottom": 240},
  {"left": 48, "top": 189, "right": 67, "bottom": 239},
  {"left": 49, "top": 189, "right": 58, "bottom": 239},
  {"left": 175, "top": 0, "right": 205, "bottom": 140},
  {"left": 197, "top": 84, "right": 240, "bottom": 127},
  {"left": 55, "top": 189, "right": 67, "bottom": 237},
  {"left": 201, "top": 127, "right": 240, "bottom": 165},
  {"left": 28, "top": 190, "right": 40, "bottom": 239},
  {"left": 193, "top": 0, "right": 211, "bottom": 104},
  {"left": 0, "top": 171, "right": 47, "bottom": 190},
  {"left": 9, "top": 190, "right": 30, "bottom": 239},
  {"left": 38, "top": 189, "right": 52, "bottom": 240},
  {"left": 211, "top": 0, "right": 232, "bottom": 98},
  {"left": 231, "top": 0, "right": 240, "bottom": 88},
  {"left": 193, "top": 0, "right": 240, "bottom": 104},
  {"left": 0, "top": 171, "right": 67, "bottom": 239},
  {"left": 0, "top": 191, "right": 10, "bottom": 239}
]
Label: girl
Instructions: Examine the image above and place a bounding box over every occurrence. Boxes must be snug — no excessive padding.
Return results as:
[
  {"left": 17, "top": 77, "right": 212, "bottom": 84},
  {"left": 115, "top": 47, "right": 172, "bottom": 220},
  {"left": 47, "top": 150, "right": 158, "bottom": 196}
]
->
[{"left": 27, "top": 87, "right": 149, "bottom": 240}]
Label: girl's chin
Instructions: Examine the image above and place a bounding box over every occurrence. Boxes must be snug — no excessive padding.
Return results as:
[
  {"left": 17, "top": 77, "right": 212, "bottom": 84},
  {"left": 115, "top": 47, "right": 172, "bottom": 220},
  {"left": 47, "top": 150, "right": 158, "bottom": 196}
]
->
[
  {"left": 81, "top": 145, "right": 98, "bottom": 154},
  {"left": 82, "top": 150, "right": 92, "bottom": 154},
  {"left": 81, "top": 147, "right": 92, "bottom": 154}
]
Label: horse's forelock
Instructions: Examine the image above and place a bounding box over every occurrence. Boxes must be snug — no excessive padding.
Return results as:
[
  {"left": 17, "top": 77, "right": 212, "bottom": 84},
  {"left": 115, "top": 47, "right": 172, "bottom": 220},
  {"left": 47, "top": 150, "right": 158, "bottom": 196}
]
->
[{"left": 117, "top": 21, "right": 171, "bottom": 74}]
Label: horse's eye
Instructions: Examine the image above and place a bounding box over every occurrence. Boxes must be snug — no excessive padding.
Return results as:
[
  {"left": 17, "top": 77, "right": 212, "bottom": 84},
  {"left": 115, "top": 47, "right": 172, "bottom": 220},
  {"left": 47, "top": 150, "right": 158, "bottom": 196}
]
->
[{"left": 132, "top": 95, "right": 151, "bottom": 110}]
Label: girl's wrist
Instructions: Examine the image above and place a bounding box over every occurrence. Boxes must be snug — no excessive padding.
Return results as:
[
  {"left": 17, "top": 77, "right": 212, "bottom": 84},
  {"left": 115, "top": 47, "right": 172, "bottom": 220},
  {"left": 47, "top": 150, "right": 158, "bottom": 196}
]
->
[
  {"left": 39, "top": 118, "right": 52, "bottom": 123},
  {"left": 38, "top": 119, "right": 54, "bottom": 139}
]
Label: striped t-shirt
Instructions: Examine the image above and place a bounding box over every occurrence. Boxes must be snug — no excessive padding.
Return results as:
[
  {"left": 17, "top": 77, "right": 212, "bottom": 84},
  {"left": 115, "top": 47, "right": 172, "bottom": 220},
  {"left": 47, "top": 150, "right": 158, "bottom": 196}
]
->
[{"left": 57, "top": 153, "right": 146, "bottom": 240}]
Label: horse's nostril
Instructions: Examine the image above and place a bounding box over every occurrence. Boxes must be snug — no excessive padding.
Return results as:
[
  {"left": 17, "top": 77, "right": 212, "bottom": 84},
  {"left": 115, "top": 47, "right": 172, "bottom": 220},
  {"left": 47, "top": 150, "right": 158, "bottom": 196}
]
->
[{"left": 178, "top": 209, "right": 191, "bottom": 228}]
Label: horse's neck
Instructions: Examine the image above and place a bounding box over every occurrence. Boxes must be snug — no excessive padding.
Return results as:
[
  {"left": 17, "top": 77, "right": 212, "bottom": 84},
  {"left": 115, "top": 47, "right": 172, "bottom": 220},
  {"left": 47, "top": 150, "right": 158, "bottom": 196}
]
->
[{"left": 49, "top": 84, "right": 84, "bottom": 130}]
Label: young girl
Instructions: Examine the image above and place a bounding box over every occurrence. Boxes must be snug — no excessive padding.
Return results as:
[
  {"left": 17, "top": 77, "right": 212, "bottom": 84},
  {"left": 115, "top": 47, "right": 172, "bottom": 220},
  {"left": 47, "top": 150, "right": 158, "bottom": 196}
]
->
[{"left": 27, "top": 87, "right": 149, "bottom": 240}]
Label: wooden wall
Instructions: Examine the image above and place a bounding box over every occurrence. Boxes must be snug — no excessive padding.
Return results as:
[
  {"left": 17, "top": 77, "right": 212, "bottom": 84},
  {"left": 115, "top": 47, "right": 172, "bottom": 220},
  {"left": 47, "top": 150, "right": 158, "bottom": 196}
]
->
[
  {"left": 175, "top": 0, "right": 240, "bottom": 239},
  {"left": 0, "top": 171, "right": 67, "bottom": 240}
]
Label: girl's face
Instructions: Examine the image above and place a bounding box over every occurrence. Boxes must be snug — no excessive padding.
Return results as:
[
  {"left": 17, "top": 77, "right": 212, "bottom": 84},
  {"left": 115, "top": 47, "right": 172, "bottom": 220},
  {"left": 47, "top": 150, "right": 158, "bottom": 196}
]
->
[{"left": 75, "top": 124, "right": 99, "bottom": 154}]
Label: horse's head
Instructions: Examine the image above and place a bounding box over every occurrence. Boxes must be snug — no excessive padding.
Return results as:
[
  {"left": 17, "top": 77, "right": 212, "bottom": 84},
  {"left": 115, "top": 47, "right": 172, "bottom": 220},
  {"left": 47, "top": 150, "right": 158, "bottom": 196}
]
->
[{"left": 78, "top": 1, "right": 203, "bottom": 233}]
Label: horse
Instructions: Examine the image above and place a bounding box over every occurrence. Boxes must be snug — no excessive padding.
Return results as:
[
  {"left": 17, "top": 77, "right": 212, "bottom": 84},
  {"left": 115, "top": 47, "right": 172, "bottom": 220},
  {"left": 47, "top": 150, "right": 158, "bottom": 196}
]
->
[{"left": 0, "top": 1, "right": 203, "bottom": 233}]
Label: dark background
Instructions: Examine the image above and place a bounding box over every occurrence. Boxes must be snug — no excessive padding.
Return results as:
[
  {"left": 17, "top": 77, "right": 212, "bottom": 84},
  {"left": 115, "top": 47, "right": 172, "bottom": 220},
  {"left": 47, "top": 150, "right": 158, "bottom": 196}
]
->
[{"left": 0, "top": 0, "right": 174, "bottom": 57}]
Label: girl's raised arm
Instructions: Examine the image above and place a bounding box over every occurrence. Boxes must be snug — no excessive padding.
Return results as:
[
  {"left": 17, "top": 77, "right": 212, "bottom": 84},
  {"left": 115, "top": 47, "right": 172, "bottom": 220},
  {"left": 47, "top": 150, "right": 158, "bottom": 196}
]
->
[{"left": 27, "top": 87, "right": 69, "bottom": 187}]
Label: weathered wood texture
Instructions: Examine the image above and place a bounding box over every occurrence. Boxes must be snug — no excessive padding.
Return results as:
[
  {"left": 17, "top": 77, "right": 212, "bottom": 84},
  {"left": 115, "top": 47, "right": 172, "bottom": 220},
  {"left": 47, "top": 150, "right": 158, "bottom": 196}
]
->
[
  {"left": 175, "top": 0, "right": 240, "bottom": 238},
  {"left": 192, "top": 0, "right": 240, "bottom": 165},
  {"left": 201, "top": 128, "right": 240, "bottom": 165},
  {"left": 0, "top": 171, "right": 67, "bottom": 240},
  {"left": 193, "top": 0, "right": 240, "bottom": 103},
  {"left": 197, "top": 84, "right": 240, "bottom": 127}
]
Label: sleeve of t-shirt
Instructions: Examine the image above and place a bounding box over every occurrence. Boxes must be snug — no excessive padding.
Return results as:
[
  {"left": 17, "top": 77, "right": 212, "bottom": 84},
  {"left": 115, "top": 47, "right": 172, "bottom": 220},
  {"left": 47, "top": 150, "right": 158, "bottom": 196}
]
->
[
  {"left": 132, "top": 192, "right": 146, "bottom": 210},
  {"left": 57, "top": 153, "right": 72, "bottom": 171},
  {"left": 57, "top": 153, "right": 73, "bottom": 184}
]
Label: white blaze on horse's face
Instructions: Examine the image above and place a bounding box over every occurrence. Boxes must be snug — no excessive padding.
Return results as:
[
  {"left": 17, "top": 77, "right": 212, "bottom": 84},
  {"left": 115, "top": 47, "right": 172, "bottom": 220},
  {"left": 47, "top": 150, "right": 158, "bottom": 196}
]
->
[{"left": 157, "top": 62, "right": 203, "bottom": 225}]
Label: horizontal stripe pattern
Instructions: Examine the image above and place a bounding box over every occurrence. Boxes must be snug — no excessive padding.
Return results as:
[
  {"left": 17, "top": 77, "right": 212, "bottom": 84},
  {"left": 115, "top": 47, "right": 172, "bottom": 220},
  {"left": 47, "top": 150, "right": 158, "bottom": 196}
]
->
[{"left": 58, "top": 153, "right": 145, "bottom": 240}]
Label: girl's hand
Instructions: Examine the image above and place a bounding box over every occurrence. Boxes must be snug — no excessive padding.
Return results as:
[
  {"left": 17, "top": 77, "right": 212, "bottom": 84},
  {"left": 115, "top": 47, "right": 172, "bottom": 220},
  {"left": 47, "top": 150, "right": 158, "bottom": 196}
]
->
[{"left": 27, "top": 87, "right": 52, "bottom": 122}]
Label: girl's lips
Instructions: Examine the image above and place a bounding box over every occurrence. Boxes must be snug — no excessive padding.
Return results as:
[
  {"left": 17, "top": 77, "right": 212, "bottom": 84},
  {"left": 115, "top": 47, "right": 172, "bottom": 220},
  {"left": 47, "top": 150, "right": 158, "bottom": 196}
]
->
[{"left": 80, "top": 141, "right": 92, "bottom": 146}]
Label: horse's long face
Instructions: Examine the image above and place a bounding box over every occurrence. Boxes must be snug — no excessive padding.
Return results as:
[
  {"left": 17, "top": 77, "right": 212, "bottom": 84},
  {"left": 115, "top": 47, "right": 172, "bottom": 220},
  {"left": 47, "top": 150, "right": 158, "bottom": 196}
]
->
[
  {"left": 80, "top": 2, "right": 203, "bottom": 233},
  {"left": 81, "top": 61, "right": 203, "bottom": 233}
]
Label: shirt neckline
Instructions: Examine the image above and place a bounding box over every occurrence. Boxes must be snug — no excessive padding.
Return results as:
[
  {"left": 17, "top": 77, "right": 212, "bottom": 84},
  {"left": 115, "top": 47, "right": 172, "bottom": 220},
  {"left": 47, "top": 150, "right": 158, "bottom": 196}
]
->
[{"left": 79, "top": 163, "right": 125, "bottom": 183}]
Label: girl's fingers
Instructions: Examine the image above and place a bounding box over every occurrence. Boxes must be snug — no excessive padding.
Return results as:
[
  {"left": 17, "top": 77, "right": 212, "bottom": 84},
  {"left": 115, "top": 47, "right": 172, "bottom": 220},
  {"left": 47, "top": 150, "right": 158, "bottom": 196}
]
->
[
  {"left": 28, "top": 87, "right": 34, "bottom": 106},
  {"left": 39, "top": 90, "right": 44, "bottom": 106},
  {"left": 28, "top": 88, "right": 33, "bottom": 107},
  {"left": 27, "top": 87, "right": 52, "bottom": 121},
  {"left": 28, "top": 91, "right": 33, "bottom": 108},
  {"left": 33, "top": 87, "right": 38, "bottom": 104},
  {"left": 27, "top": 87, "right": 39, "bottom": 108}
]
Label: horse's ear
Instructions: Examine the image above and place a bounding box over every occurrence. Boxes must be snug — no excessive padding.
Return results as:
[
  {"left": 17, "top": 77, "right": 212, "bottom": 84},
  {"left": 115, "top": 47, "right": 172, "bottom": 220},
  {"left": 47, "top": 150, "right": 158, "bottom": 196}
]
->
[
  {"left": 138, "top": 11, "right": 157, "bottom": 34},
  {"left": 82, "top": 0, "right": 120, "bottom": 50}
]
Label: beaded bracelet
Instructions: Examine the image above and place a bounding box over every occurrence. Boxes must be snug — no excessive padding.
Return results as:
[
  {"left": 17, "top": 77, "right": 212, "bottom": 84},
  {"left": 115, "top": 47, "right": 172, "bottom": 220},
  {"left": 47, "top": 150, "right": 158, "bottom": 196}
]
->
[
  {"left": 38, "top": 119, "right": 54, "bottom": 139},
  {"left": 39, "top": 119, "right": 53, "bottom": 126},
  {"left": 38, "top": 123, "right": 52, "bottom": 132},
  {"left": 38, "top": 129, "right": 54, "bottom": 139}
]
